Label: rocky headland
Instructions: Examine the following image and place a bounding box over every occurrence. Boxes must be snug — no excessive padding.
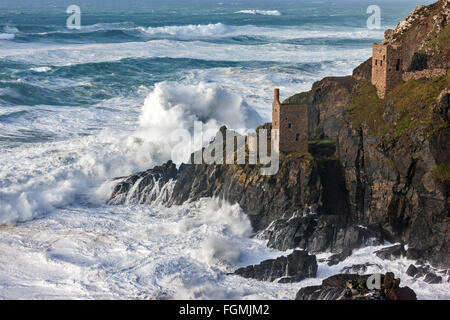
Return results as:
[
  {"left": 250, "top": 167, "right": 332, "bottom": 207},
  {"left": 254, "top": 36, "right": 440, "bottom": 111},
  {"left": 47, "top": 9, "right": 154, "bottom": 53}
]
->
[{"left": 108, "top": 0, "right": 450, "bottom": 299}]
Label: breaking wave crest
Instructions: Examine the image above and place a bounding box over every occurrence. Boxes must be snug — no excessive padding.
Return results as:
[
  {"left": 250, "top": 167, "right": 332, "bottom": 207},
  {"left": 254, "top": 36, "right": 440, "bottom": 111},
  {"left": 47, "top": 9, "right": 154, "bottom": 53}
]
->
[
  {"left": 0, "top": 82, "right": 261, "bottom": 223},
  {"left": 140, "top": 23, "right": 233, "bottom": 37}
]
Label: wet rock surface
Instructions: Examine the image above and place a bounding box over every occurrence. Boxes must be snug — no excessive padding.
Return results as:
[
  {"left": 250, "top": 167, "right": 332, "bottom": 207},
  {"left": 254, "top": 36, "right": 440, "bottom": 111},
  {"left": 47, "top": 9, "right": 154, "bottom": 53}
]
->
[
  {"left": 296, "top": 272, "right": 417, "bottom": 300},
  {"left": 233, "top": 250, "right": 317, "bottom": 283},
  {"left": 108, "top": 161, "right": 178, "bottom": 205},
  {"left": 340, "top": 263, "right": 382, "bottom": 274},
  {"left": 406, "top": 264, "right": 444, "bottom": 284},
  {"left": 326, "top": 248, "right": 353, "bottom": 266},
  {"left": 374, "top": 244, "right": 406, "bottom": 260}
]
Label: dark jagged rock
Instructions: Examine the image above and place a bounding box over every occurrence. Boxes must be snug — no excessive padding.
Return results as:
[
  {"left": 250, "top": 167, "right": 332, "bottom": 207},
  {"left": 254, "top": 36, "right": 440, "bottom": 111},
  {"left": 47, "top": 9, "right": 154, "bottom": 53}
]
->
[
  {"left": 296, "top": 273, "right": 417, "bottom": 300},
  {"left": 406, "top": 264, "right": 419, "bottom": 277},
  {"left": 169, "top": 150, "right": 323, "bottom": 232},
  {"left": 327, "top": 248, "right": 352, "bottom": 266},
  {"left": 308, "top": 217, "right": 376, "bottom": 253},
  {"left": 423, "top": 273, "right": 442, "bottom": 284},
  {"left": 264, "top": 215, "right": 318, "bottom": 251},
  {"left": 283, "top": 76, "right": 357, "bottom": 141},
  {"left": 266, "top": 214, "right": 383, "bottom": 254},
  {"left": 386, "top": 287, "right": 418, "bottom": 300},
  {"left": 352, "top": 58, "right": 372, "bottom": 82},
  {"left": 234, "top": 250, "right": 317, "bottom": 283},
  {"left": 375, "top": 244, "right": 406, "bottom": 260},
  {"left": 405, "top": 264, "right": 443, "bottom": 283},
  {"left": 295, "top": 286, "right": 348, "bottom": 300}
]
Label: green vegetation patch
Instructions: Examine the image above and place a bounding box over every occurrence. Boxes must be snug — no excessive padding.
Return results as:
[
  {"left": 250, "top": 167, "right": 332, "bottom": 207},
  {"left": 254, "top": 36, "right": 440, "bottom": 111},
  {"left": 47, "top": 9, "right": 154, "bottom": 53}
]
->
[{"left": 346, "top": 71, "right": 449, "bottom": 142}]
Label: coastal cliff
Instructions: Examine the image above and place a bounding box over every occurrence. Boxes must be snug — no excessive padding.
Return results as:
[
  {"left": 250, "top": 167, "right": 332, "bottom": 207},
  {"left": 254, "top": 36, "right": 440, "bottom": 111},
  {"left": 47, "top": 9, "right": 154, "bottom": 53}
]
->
[{"left": 109, "top": 0, "right": 449, "bottom": 271}]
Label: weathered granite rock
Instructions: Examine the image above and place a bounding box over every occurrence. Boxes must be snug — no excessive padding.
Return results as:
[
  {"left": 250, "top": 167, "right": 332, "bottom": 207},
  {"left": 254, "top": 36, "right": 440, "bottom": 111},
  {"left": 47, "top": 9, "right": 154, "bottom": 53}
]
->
[
  {"left": 340, "top": 262, "right": 382, "bottom": 274},
  {"left": 336, "top": 107, "right": 449, "bottom": 268},
  {"left": 385, "top": 287, "right": 418, "bottom": 300},
  {"left": 234, "top": 250, "right": 317, "bottom": 283},
  {"left": 423, "top": 273, "right": 442, "bottom": 284},
  {"left": 375, "top": 244, "right": 406, "bottom": 260},
  {"left": 265, "top": 214, "right": 384, "bottom": 254},
  {"left": 326, "top": 248, "right": 352, "bottom": 266},
  {"left": 169, "top": 150, "right": 323, "bottom": 232},
  {"left": 108, "top": 161, "right": 178, "bottom": 205},
  {"left": 283, "top": 76, "right": 357, "bottom": 141},
  {"left": 405, "top": 264, "right": 443, "bottom": 283},
  {"left": 406, "top": 264, "right": 419, "bottom": 277}
]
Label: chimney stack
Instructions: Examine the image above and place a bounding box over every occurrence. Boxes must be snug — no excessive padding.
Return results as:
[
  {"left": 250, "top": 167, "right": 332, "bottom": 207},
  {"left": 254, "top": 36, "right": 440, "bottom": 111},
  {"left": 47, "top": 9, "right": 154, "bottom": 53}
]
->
[{"left": 274, "top": 88, "right": 280, "bottom": 102}]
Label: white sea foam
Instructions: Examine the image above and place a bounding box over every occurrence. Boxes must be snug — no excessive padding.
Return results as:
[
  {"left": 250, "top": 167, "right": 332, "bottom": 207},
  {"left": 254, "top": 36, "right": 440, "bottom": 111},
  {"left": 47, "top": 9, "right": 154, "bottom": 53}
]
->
[
  {"left": 3, "top": 25, "right": 19, "bottom": 33},
  {"left": 0, "top": 39, "right": 372, "bottom": 67},
  {"left": 0, "top": 81, "right": 262, "bottom": 223},
  {"left": 14, "top": 22, "right": 383, "bottom": 41},
  {"left": 30, "top": 66, "right": 51, "bottom": 72},
  {"left": 141, "top": 23, "right": 233, "bottom": 37},
  {"left": 0, "top": 198, "right": 296, "bottom": 299},
  {"left": 236, "top": 10, "right": 281, "bottom": 16},
  {"left": 0, "top": 33, "right": 14, "bottom": 40},
  {"left": 0, "top": 201, "right": 448, "bottom": 299},
  {"left": 139, "top": 23, "right": 383, "bottom": 40}
]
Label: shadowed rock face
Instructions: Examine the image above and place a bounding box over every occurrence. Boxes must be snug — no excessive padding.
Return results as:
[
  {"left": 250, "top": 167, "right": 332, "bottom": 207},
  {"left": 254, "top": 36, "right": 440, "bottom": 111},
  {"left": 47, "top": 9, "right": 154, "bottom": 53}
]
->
[
  {"left": 168, "top": 153, "right": 323, "bottom": 232},
  {"left": 375, "top": 244, "right": 407, "bottom": 261},
  {"left": 335, "top": 99, "right": 449, "bottom": 267},
  {"left": 234, "top": 250, "right": 317, "bottom": 283},
  {"left": 406, "top": 264, "right": 445, "bottom": 283}
]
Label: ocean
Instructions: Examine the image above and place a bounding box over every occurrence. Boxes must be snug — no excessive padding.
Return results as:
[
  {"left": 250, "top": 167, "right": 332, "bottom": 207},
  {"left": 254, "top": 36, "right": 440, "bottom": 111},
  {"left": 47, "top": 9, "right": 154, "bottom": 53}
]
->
[{"left": 1, "top": 0, "right": 448, "bottom": 299}]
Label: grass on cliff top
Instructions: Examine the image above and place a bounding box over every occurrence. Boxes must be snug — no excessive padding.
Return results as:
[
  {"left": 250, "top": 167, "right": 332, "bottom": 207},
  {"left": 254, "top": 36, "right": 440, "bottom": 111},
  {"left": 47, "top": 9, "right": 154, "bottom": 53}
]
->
[
  {"left": 346, "top": 71, "right": 449, "bottom": 142},
  {"left": 421, "top": 23, "right": 450, "bottom": 61},
  {"left": 433, "top": 163, "right": 450, "bottom": 183}
]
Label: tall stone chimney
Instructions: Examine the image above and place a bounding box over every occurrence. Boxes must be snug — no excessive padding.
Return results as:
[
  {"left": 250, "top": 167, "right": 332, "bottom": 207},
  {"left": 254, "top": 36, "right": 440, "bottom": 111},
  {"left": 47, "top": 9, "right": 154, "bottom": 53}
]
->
[{"left": 274, "top": 88, "right": 280, "bottom": 103}]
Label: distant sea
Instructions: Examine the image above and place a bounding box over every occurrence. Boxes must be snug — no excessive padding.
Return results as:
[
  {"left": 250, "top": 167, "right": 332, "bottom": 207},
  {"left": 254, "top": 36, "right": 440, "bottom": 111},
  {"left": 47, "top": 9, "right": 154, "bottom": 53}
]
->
[{"left": 1, "top": 0, "right": 447, "bottom": 300}]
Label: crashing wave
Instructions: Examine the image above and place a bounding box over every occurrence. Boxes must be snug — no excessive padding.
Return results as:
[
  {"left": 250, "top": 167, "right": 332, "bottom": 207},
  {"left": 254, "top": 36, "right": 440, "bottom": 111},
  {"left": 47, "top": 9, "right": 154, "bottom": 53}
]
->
[{"left": 140, "top": 23, "right": 233, "bottom": 37}]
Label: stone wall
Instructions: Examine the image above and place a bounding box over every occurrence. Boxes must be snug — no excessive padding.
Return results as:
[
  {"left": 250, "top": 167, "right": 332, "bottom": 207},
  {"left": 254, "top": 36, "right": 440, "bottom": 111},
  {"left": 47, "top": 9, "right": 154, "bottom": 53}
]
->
[
  {"left": 403, "top": 68, "right": 447, "bottom": 81},
  {"left": 272, "top": 89, "right": 308, "bottom": 153},
  {"left": 372, "top": 44, "right": 403, "bottom": 98},
  {"left": 372, "top": 44, "right": 388, "bottom": 98},
  {"left": 385, "top": 45, "right": 403, "bottom": 94},
  {"left": 279, "top": 105, "right": 308, "bottom": 153}
]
